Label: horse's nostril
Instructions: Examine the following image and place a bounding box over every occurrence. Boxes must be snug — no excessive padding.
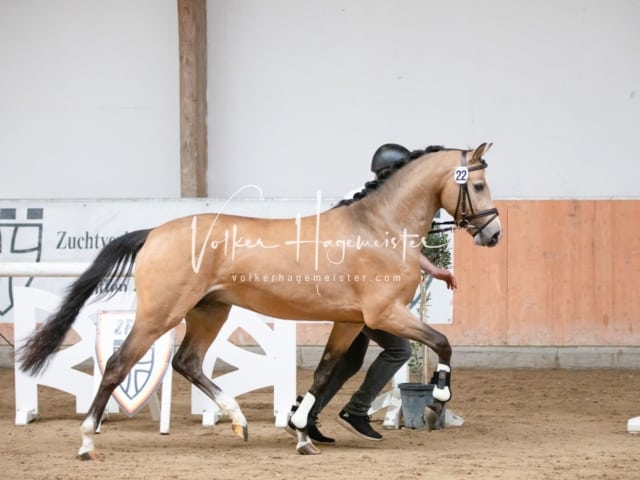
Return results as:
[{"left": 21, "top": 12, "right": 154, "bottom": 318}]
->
[{"left": 489, "top": 231, "right": 500, "bottom": 246}]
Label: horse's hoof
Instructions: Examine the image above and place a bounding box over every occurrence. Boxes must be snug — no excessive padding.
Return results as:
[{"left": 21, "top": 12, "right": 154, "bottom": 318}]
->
[
  {"left": 296, "top": 442, "right": 321, "bottom": 455},
  {"left": 424, "top": 408, "right": 438, "bottom": 431},
  {"left": 77, "top": 450, "right": 98, "bottom": 461},
  {"left": 232, "top": 423, "right": 249, "bottom": 442}
]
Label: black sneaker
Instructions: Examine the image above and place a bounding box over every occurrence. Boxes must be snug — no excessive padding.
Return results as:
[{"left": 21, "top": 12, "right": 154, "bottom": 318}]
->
[{"left": 337, "top": 410, "right": 383, "bottom": 441}]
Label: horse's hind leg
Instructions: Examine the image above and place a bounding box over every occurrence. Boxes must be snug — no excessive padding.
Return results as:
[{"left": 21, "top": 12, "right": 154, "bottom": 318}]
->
[
  {"left": 172, "top": 302, "right": 248, "bottom": 441},
  {"left": 78, "top": 316, "right": 178, "bottom": 460},
  {"left": 290, "top": 322, "right": 363, "bottom": 454}
]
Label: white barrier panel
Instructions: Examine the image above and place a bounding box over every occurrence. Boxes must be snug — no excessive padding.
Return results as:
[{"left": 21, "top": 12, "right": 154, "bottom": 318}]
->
[{"left": 13, "top": 287, "right": 297, "bottom": 429}]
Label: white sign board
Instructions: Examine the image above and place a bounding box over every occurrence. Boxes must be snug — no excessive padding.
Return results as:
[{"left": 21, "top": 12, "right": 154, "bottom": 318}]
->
[{"left": 96, "top": 311, "right": 174, "bottom": 417}]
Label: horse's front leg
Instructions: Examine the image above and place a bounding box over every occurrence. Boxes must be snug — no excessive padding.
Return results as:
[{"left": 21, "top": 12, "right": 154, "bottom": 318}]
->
[
  {"left": 290, "top": 322, "right": 363, "bottom": 454},
  {"left": 419, "top": 322, "right": 453, "bottom": 404},
  {"left": 367, "top": 303, "right": 453, "bottom": 404}
]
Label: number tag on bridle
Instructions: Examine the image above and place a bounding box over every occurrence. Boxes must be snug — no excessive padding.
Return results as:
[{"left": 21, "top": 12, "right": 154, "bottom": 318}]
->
[{"left": 454, "top": 166, "right": 468, "bottom": 184}]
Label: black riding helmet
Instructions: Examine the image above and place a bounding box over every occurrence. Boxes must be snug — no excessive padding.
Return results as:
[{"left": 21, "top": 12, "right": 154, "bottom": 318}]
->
[{"left": 371, "top": 143, "right": 411, "bottom": 175}]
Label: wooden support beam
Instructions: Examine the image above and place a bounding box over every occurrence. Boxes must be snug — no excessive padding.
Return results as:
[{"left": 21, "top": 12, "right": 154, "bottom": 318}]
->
[{"left": 178, "top": 0, "right": 208, "bottom": 197}]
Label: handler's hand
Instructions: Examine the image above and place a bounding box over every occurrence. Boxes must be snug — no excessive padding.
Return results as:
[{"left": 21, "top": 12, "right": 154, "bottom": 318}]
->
[{"left": 431, "top": 267, "right": 458, "bottom": 290}]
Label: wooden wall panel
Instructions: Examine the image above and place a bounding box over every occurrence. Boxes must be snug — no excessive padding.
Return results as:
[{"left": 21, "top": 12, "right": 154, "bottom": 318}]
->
[
  {"left": 608, "top": 201, "right": 640, "bottom": 339},
  {"left": 441, "top": 200, "right": 509, "bottom": 344},
  {"left": 593, "top": 201, "right": 615, "bottom": 338},
  {"left": 441, "top": 200, "right": 640, "bottom": 346}
]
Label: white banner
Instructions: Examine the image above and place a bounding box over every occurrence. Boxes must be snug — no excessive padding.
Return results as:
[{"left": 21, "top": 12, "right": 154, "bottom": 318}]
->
[{"left": 0, "top": 197, "right": 333, "bottom": 323}]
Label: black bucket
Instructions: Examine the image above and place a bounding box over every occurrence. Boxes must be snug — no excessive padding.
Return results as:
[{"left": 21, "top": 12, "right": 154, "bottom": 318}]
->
[{"left": 399, "top": 382, "right": 435, "bottom": 430}]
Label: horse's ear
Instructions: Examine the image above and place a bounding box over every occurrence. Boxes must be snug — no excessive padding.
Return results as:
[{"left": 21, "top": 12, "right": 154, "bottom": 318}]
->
[{"left": 471, "top": 142, "right": 492, "bottom": 162}]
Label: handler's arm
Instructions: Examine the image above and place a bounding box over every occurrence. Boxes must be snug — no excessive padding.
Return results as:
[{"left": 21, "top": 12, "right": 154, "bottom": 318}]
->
[{"left": 419, "top": 254, "right": 458, "bottom": 290}]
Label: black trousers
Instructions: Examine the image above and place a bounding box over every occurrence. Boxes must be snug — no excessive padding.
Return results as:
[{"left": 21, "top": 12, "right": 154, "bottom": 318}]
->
[{"left": 309, "top": 326, "right": 412, "bottom": 421}]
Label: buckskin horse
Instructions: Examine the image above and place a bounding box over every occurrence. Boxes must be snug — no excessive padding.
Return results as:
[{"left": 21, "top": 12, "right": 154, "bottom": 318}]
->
[{"left": 19, "top": 142, "right": 502, "bottom": 458}]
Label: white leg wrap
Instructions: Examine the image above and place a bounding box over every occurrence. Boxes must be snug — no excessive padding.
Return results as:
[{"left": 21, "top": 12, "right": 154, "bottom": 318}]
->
[
  {"left": 290, "top": 392, "right": 316, "bottom": 429},
  {"left": 437, "top": 363, "right": 450, "bottom": 372},
  {"left": 216, "top": 392, "right": 247, "bottom": 427},
  {"left": 433, "top": 363, "right": 451, "bottom": 402}
]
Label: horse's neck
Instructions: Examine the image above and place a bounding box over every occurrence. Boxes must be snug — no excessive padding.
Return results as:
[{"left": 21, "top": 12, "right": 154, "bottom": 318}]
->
[{"left": 355, "top": 157, "right": 444, "bottom": 238}]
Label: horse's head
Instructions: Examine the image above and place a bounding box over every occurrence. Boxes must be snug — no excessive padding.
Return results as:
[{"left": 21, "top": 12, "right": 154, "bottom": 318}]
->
[{"left": 440, "top": 143, "right": 502, "bottom": 247}]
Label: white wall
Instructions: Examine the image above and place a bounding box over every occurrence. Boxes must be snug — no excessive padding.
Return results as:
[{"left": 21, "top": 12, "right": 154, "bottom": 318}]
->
[
  {"left": 207, "top": 0, "right": 640, "bottom": 199},
  {"left": 0, "top": 0, "right": 180, "bottom": 198},
  {"left": 0, "top": 1, "right": 638, "bottom": 200}
]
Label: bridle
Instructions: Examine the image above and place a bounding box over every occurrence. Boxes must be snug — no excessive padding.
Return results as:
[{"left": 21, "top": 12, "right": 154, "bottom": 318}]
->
[{"left": 429, "top": 151, "right": 499, "bottom": 237}]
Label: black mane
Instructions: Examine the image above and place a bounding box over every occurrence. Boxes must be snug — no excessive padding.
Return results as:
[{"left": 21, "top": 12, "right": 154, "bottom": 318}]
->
[{"left": 333, "top": 145, "right": 447, "bottom": 208}]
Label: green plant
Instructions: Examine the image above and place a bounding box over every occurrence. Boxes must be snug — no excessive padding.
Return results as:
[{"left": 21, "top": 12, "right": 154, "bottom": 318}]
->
[{"left": 422, "top": 229, "right": 452, "bottom": 270}]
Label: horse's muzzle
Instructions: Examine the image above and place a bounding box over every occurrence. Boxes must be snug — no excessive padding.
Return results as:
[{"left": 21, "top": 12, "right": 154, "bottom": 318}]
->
[
  {"left": 473, "top": 218, "right": 502, "bottom": 247},
  {"left": 487, "top": 230, "right": 501, "bottom": 247}
]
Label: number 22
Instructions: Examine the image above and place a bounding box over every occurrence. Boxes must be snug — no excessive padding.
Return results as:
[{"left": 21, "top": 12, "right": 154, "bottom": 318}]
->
[{"left": 454, "top": 166, "right": 468, "bottom": 184}]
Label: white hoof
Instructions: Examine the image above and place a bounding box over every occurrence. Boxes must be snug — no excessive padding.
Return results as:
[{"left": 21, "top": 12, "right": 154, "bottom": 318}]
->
[{"left": 295, "top": 428, "right": 320, "bottom": 455}]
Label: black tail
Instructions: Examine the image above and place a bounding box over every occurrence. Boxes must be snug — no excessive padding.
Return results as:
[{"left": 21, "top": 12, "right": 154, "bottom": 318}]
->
[{"left": 18, "top": 229, "right": 151, "bottom": 375}]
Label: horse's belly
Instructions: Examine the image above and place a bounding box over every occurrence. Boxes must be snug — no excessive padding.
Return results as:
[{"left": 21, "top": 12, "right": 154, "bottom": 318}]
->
[{"left": 219, "top": 284, "right": 362, "bottom": 323}]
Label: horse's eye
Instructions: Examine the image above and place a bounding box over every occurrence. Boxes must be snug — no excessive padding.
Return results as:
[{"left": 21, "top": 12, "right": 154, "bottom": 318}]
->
[{"left": 473, "top": 183, "right": 485, "bottom": 192}]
